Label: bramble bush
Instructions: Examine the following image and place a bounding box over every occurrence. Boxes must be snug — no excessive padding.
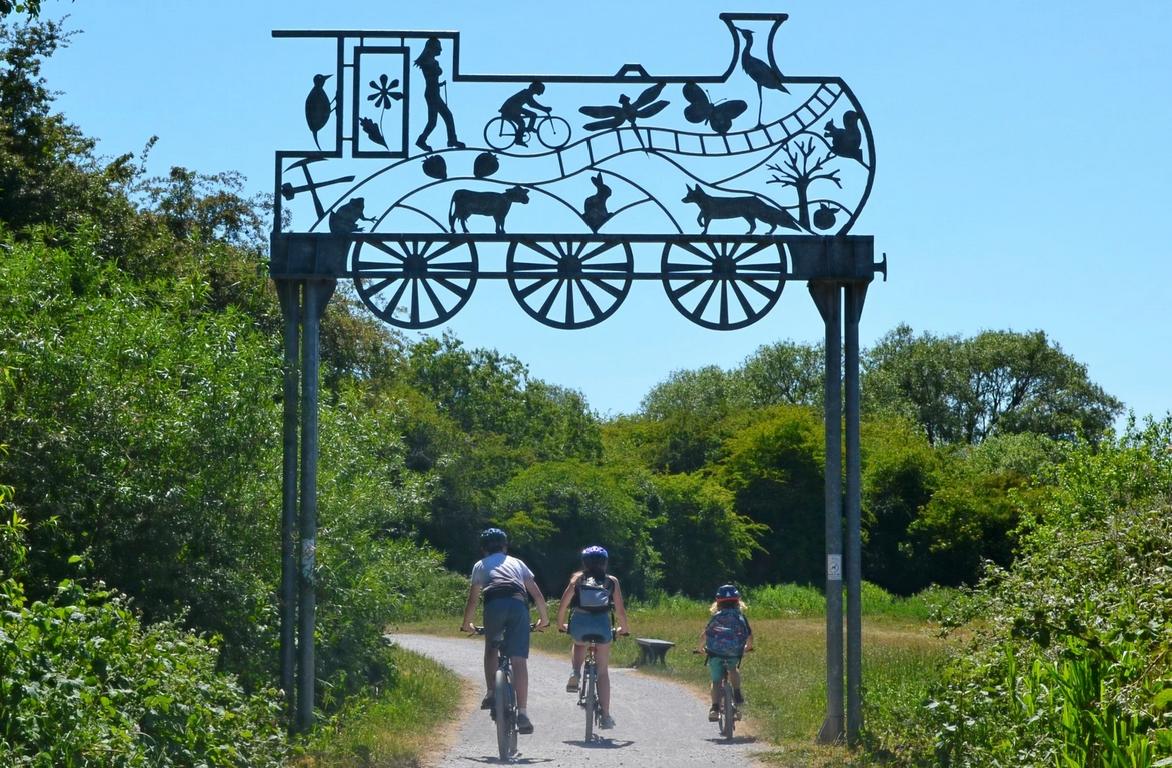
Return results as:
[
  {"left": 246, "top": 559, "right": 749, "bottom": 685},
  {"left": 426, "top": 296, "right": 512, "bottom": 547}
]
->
[
  {"left": 0, "top": 494, "right": 288, "bottom": 767},
  {"left": 873, "top": 416, "right": 1172, "bottom": 767}
]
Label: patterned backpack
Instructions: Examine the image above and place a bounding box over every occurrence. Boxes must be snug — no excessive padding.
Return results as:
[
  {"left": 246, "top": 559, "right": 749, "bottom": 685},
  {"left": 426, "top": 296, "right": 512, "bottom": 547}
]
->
[{"left": 705, "top": 609, "right": 750, "bottom": 657}]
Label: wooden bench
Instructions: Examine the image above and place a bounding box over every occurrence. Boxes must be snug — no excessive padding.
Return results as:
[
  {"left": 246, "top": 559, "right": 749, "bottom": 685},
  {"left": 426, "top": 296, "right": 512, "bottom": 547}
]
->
[{"left": 634, "top": 638, "right": 676, "bottom": 666}]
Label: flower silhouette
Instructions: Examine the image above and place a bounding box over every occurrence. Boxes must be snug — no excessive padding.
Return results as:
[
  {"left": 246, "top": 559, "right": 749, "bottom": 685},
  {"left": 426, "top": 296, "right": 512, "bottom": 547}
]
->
[{"left": 368, "top": 75, "right": 402, "bottom": 110}]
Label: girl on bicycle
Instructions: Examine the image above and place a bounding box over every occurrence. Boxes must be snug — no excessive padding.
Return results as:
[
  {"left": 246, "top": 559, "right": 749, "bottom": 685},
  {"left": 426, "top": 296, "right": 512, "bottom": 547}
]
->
[
  {"left": 697, "top": 584, "right": 753, "bottom": 721},
  {"left": 556, "top": 546, "right": 628, "bottom": 730}
]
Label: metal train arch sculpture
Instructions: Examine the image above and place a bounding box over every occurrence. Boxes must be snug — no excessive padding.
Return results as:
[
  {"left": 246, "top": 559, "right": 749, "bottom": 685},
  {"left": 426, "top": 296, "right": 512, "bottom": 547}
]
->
[{"left": 271, "top": 12, "right": 884, "bottom": 331}]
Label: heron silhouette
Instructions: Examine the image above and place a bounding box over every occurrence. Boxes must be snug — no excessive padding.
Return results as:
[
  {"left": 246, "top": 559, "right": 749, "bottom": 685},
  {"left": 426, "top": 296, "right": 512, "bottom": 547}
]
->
[
  {"left": 305, "top": 74, "right": 332, "bottom": 150},
  {"left": 737, "top": 28, "right": 788, "bottom": 128}
]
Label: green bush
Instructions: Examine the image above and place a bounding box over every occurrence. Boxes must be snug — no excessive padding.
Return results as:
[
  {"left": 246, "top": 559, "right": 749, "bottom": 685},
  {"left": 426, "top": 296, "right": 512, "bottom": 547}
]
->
[
  {"left": 875, "top": 417, "right": 1172, "bottom": 767},
  {"left": 0, "top": 510, "right": 287, "bottom": 767}
]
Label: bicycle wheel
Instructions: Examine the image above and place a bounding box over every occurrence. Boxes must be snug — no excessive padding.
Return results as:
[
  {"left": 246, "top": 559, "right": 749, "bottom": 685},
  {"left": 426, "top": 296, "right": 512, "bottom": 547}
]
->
[
  {"left": 720, "top": 680, "right": 735, "bottom": 739},
  {"left": 494, "top": 668, "right": 510, "bottom": 759},
  {"left": 537, "top": 115, "right": 571, "bottom": 149},
  {"left": 484, "top": 117, "right": 516, "bottom": 151},
  {"left": 584, "top": 665, "right": 596, "bottom": 742}
]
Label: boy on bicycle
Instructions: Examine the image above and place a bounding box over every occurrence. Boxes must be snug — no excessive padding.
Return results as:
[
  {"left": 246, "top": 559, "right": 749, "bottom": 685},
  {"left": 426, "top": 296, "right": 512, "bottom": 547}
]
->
[
  {"left": 498, "top": 81, "right": 551, "bottom": 147},
  {"left": 696, "top": 584, "right": 753, "bottom": 721},
  {"left": 462, "top": 528, "right": 550, "bottom": 734}
]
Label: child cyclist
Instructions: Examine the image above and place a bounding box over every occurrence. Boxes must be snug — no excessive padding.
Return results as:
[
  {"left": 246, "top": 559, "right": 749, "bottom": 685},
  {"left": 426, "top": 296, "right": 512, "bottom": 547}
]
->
[
  {"left": 556, "top": 545, "right": 629, "bottom": 730},
  {"left": 461, "top": 528, "right": 550, "bottom": 735},
  {"left": 696, "top": 584, "right": 753, "bottom": 721}
]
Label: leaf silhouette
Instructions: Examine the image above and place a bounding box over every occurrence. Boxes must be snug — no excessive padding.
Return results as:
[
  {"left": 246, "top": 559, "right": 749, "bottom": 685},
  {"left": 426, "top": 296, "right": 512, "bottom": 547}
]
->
[{"left": 360, "top": 117, "right": 389, "bottom": 148}]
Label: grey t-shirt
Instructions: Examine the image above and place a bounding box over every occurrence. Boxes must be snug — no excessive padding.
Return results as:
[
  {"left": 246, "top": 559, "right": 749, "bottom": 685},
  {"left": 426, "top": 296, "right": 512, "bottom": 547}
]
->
[{"left": 471, "top": 553, "right": 533, "bottom": 604}]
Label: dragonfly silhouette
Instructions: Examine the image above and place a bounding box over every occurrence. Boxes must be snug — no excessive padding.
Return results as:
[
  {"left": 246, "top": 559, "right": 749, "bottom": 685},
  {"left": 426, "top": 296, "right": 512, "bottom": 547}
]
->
[{"left": 578, "top": 82, "right": 670, "bottom": 148}]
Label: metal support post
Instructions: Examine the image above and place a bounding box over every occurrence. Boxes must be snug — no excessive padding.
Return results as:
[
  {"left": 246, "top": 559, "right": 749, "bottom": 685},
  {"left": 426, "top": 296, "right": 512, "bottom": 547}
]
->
[
  {"left": 844, "top": 282, "right": 867, "bottom": 745},
  {"left": 277, "top": 280, "right": 300, "bottom": 721},
  {"left": 811, "top": 283, "right": 844, "bottom": 745},
  {"left": 296, "top": 278, "right": 335, "bottom": 731}
]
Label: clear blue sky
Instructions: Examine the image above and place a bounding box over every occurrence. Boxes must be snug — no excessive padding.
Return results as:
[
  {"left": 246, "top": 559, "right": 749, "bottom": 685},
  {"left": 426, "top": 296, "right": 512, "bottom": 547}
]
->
[{"left": 39, "top": 0, "right": 1172, "bottom": 420}]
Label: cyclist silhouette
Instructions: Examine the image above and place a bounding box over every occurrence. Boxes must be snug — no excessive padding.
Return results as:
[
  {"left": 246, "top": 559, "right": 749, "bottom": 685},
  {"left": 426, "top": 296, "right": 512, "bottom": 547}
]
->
[{"left": 499, "top": 81, "right": 551, "bottom": 147}]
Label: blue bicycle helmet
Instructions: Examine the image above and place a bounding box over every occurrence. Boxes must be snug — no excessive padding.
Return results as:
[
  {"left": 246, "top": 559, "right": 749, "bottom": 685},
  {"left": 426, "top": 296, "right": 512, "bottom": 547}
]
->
[
  {"left": 479, "top": 528, "right": 508, "bottom": 550},
  {"left": 715, "top": 584, "right": 741, "bottom": 602},
  {"left": 581, "top": 545, "right": 608, "bottom": 566}
]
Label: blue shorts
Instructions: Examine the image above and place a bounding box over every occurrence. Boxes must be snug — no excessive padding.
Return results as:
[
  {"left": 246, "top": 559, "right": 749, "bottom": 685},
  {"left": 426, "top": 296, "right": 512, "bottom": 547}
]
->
[
  {"left": 483, "top": 598, "right": 530, "bottom": 658},
  {"left": 708, "top": 655, "right": 741, "bottom": 683},
  {"left": 569, "top": 610, "right": 613, "bottom": 644}
]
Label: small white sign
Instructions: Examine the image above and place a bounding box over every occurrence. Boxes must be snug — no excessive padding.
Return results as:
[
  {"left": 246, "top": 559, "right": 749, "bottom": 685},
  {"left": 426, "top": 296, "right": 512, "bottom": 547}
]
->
[{"left": 827, "top": 554, "right": 843, "bottom": 581}]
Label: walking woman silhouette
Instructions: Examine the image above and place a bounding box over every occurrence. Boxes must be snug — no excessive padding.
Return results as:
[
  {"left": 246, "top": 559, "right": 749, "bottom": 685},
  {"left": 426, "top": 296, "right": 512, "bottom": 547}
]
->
[{"left": 414, "top": 37, "right": 464, "bottom": 152}]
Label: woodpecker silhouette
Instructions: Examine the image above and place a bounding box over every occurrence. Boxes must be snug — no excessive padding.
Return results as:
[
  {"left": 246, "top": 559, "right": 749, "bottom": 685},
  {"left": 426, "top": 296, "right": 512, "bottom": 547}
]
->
[
  {"left": 737, "top": 28, "right": 788, "bottom": 128},
  {"left": 305, "top": 74, "right": 333, "bottom": 150}
]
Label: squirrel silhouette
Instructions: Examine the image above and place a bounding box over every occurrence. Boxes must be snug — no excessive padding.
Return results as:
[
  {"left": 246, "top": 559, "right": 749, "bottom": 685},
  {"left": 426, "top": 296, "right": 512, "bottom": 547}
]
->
[{"left": 581, "top": 173, "right": 613, "bottom": 233}]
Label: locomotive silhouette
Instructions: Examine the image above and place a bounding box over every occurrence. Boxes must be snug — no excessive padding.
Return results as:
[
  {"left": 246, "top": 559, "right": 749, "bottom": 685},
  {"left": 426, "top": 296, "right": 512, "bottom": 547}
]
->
[{"left": 272, "top": 13, "right": 882, "bottom": 331}]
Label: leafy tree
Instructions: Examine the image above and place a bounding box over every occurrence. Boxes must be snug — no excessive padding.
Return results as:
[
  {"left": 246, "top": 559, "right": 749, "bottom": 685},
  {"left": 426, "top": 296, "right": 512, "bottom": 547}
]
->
[
  {"left": 734, "top": 339, "right": 824, "bottom": 409},
  {"left": 709, "top": 405, "right": 826, "bottom": 585},
  {"left": 647, "top": 472, "right": 765, "bottom": 597},
  {"left": 490, "top": 459, "right": 659, "bottom": 596},
  {"left": 859, "top": 416, "right": 942, "bottom": 595},
  {"left": 863, "top": 324, "right": 1122, "bottom": 445}
]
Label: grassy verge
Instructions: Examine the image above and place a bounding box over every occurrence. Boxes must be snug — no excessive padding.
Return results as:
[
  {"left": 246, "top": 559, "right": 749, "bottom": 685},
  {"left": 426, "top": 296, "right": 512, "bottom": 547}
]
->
[
  {"left": 396, "top": 588, "right": 952, "bottom": 765},
  {"left": 293, "top": 645, "right": 464, "bottom": 768}
]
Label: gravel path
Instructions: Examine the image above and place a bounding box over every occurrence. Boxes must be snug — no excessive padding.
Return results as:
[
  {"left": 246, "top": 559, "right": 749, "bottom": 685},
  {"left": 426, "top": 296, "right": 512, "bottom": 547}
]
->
[{"left": 391, "top": 633, "right": 762, "bottom": 767}]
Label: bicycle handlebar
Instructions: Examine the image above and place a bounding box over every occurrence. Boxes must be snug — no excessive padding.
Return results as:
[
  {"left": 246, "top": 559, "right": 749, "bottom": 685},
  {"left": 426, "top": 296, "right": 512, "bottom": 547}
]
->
[{"left": 464, "top": 623, "right": 542, "bottom": 636}]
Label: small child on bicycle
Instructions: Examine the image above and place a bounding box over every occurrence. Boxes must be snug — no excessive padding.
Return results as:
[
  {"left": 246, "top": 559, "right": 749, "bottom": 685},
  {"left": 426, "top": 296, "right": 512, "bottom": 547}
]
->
[
  {"left": 696, "top": 584, "right": 753, "bottom": 722},
  {"left": 556, "top": 545, "right": 628, "bottom": 730},
  {"left": 462, "top": 528, "right": 550, "bottom": 734}
]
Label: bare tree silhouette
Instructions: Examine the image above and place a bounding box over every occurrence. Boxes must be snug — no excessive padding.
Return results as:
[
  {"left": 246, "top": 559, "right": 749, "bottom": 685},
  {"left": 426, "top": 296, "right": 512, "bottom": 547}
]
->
[{"left": 766, "top": 138, "right": 841, "bottom": 230}]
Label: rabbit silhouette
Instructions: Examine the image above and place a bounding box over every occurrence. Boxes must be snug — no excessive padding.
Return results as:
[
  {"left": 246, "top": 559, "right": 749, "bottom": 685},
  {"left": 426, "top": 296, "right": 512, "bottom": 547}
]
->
[{"left": 582, "top": 173, "right": 613, "bottom": 233}]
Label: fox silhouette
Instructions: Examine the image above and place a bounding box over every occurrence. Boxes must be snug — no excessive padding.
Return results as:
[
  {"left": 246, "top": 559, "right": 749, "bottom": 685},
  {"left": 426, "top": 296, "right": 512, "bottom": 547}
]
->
[{"left": 681, "top": 184, "right": 801, "bottom": 234}]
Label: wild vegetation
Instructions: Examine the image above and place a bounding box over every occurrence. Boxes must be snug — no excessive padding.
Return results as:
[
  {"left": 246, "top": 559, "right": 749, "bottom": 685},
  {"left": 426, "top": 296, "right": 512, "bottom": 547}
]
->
[{"left": 1, "top": 10, "right": 1166, "bottom": 768}]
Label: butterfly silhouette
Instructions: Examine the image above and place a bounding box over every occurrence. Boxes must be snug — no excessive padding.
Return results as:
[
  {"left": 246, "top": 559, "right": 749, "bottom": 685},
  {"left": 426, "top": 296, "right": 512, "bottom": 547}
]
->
[{"left": 682, "top": 82, "right": 747, "bottom": 135}]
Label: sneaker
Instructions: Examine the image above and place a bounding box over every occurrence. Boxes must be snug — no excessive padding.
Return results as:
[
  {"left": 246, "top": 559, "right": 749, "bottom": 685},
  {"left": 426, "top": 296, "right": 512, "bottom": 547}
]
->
[
  {"left": 516, "top": 713, "right": 534, "bottom": 734},
  {"left": 566, "top": 674, "right": 580, "bottom": 693},
  {"left": 734, "top": 691, "right": 745, "bottom": 705},
  {"left": 480, "top": 692, "right": 494, "bottom": 710},
  {"left": 599, "top": 715, "right": 616, "bottom": 730},
  {"left": 708, "top": 705, "right": 720, "bottom": 722}
]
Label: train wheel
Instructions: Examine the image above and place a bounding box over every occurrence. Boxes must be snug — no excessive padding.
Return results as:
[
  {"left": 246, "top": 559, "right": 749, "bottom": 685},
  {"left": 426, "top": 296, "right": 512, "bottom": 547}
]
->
[
  {"left": 661, "top": 239, "right": 786, "bottom": 330},
  {"left": 353, "top": 238, "right": 477, "bottom": 329},
  {"left": 507, "top": 239, "right": 633, "bottom": 329}
]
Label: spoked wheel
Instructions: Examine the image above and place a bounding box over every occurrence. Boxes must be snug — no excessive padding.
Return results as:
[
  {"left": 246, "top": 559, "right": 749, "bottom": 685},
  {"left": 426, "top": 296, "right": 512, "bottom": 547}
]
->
[
  {"left": 507, "top": 239, "right": 633, "bottom": 329},
  {"left": 584, "top": 666, "right": 596, "bottom": 742},
  {"left": 494, "top": 669, "right": 511, "bottom": 760},
  {"left": 537, "top": 116, "right": 572, "bottom": 149},
  {"left": 720, "top": 680, "right": 735, "bottom": 739},
  {"left": 661, "top": 239, "right": 787, "bottom": 330},
  {"left": 484, "top": 116, "right": 516, "bottom": 151},
  {"left": 352, "top": 237, "right": 477, "bottom": 329}
]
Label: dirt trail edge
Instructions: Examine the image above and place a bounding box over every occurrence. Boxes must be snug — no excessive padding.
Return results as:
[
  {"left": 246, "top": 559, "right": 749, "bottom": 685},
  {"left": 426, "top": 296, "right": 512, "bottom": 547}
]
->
[{"left": 391, "top": 633, "right": 763, "bottom": 767}]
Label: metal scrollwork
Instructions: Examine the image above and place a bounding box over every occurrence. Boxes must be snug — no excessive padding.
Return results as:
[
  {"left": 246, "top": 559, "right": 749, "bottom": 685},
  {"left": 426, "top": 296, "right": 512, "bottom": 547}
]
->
[{"left": 272, "top": 13, "right": 883, "bottom": 331}]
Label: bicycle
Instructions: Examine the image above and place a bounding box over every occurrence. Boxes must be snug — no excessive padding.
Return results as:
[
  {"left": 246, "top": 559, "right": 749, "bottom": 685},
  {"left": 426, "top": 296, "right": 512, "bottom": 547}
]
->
[
  {"left": 694, "top": 648, "right": 752, "bottom": 739},
  {"left": 562, "top": 628, "right": 627, "bottom": 742},
  {"left": 483, "top": 113, "right": 572, "bottom": 151},
  {"left": 468, "top": 623, "right": 539, "bottom": 760}
]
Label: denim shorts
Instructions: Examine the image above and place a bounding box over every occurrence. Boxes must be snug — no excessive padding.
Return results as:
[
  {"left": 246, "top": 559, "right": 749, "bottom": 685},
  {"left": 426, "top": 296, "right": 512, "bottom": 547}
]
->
[
  {"left": 569, "top": 610, "right": 613, "bottom": 644},
  {"left": 483, "top": 598, "right": 530, "bottom": 658},
  {"left": 708, "top": 655, "right": 741, "bottom": 683}
]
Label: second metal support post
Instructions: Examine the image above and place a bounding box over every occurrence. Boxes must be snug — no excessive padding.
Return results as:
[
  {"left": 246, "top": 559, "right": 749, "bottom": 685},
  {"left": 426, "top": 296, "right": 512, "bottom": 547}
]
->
[
  {"left": 811, "top": 280, "right": 867, "bottom": 746},
  {"left": 845, "top": 283, "right": 867, "bottom": 745}
]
